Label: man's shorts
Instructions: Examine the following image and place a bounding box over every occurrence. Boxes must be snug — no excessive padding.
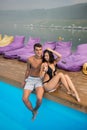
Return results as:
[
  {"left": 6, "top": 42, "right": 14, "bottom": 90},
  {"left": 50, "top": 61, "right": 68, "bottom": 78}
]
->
[{"left": 24, "top": 76, "right": 43, "bottom": 91}]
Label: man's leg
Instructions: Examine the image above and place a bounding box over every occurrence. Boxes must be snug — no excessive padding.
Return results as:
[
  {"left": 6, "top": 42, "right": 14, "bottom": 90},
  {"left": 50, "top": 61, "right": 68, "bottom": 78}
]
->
[
  {"left": 32, "top": 87, "right": 44, "bottom": 120},
  {"left": 22, "top": 89, "right": 33, "bottom": 112},
  {"left": 35, "top": 87, "right": 44, "bottom": 111}
]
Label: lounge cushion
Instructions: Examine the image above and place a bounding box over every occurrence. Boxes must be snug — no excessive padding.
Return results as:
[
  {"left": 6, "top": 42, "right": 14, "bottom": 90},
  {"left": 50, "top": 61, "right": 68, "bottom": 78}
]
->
[
  {"left": 43, "top": 41, "right": 56, "bottom": 51},
  {"left": 57, "top": 53, "right": 87, "bottom": 71},
  {"left": 74, "top": 43, "right": 87, "bottom": 55},
  {"left": 0, "top": 35, "right": 25, "bottom": 54},
  {"left": 4, "top": 37, "right": 40, "bottom": 59},
  {"left": 55, "top": 41, "right": 72, "bottom": 58}
]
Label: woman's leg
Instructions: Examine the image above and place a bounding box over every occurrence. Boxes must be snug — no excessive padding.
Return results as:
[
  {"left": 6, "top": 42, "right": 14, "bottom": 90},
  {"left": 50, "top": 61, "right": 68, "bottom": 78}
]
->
[
  {"left": 64, "top": 74, "right": 80, "bottom": 102},
  {"left": 44, "top": 74, "right": 61, "bottom": 91},
  {"left": 58, "top": 73, "right": 71, "bottom": 92},
  {"left": 44, "top": 72, "right": 70, "bottom": 92}
]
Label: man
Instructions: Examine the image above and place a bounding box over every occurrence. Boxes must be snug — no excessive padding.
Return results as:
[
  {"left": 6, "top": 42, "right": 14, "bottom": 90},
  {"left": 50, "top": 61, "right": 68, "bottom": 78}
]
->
[{"left": 22, "top": 43, "right": 44, "bottom": 120}]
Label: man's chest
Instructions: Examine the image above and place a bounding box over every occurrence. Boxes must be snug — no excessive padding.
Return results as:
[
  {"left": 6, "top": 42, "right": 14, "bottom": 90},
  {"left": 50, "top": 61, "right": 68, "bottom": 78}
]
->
[{"left": 31, "top": 61, "right": 42, "bottom": 69}]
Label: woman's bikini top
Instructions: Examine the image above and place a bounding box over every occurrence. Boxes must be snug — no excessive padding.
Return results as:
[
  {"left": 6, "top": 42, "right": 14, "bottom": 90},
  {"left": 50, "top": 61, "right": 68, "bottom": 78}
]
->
[{"left": 43, "top": 65, "right": 57, "bottom": 84}]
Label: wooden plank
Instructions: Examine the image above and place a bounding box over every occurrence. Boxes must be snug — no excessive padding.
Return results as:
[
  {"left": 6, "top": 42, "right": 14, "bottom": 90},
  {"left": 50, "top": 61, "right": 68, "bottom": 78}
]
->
[{"left": 0, "top": 56, "right": 87, "bottom": 113}]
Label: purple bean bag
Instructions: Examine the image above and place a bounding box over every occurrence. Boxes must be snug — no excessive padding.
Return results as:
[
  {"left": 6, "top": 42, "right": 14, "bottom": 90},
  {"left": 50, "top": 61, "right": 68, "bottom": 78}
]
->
[
  {"left": 0, "top": 35, "right": 25, "bottom": 54},
  {"left": 55, "top": 41, "right": 72, "bottom": 58},
  {"left": 16, "top": 40, "right": 56, "bottom": 62},
  {"left": 4, "top": 37, "right": 40, "bottom": 59},
  {"left": 18, "top": 52, "right": 34, "bottom": 62},
  {"left": 43, "top": 41, "right": 56, "bottom": 51},
  {"left": 57, "top": 54, "right": 87, "bottom": 71},
  {"left": 56, "top": 42, "right": 87, "bottom": 71},
  {"left": 74, "top": 43, "right": 87, "bottom": 55}
]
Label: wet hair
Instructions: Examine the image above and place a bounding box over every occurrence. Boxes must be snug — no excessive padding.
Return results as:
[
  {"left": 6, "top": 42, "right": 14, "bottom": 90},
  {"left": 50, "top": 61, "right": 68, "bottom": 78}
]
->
[
  {"left": 34, "top": 43, "right": 42, "bottom": 50},
  {"left": 43, "top": 50, "right": 55, "bottom": 63}
]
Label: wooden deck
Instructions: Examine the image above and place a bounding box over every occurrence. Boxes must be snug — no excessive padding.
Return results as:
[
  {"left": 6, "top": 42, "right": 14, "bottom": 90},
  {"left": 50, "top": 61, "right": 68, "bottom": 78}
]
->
[{"left": 0, "top": 55, "right": 87, "bottom": 113}]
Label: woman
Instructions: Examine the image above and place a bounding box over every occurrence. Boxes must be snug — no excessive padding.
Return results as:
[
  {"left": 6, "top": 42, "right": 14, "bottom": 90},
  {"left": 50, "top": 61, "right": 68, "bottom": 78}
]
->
[{"left": 40, "top": 48, "right": 80, "bottom": 102}]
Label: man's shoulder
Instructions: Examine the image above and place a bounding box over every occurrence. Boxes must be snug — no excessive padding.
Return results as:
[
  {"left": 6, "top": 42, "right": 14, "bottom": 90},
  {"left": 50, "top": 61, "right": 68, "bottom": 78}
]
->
[{"left": 27, "top": 55, "right": 35, "bottom": 62}]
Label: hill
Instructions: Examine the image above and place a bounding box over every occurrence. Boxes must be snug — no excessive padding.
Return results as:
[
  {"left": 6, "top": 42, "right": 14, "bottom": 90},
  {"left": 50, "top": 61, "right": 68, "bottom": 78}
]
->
[{"left": 0, "top": 3, "right": 87, "bottom": 24}]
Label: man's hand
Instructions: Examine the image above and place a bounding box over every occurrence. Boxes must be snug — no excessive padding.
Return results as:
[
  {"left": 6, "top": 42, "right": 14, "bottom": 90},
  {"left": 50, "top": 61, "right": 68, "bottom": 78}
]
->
[{"left": 21, "top": 81, "right": 26, "bottom": 88}]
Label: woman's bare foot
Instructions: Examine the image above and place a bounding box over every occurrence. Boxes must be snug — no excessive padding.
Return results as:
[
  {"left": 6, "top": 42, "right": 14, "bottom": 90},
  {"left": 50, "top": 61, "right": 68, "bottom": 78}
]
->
[
  {"left": 75, "top": 94, "right": 80, "bottom": 102},
  {"left": 67, "top": 91, "right": 80, "bottom": 102}
]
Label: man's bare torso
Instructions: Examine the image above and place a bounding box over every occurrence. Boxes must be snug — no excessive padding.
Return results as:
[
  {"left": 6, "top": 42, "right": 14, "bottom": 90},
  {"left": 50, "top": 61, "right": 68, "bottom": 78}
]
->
[{"left": 28, "top": 55, "right": 42, "bottom": 77}]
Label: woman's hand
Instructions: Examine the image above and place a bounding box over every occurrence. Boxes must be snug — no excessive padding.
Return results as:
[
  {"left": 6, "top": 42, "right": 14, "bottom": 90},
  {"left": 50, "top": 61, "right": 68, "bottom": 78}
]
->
[
  {"left": 40, "top": 63, "right": 48, "bottom": 79},
  {"left": 43, "top": 63, "right": 48, "bottom": 72}
]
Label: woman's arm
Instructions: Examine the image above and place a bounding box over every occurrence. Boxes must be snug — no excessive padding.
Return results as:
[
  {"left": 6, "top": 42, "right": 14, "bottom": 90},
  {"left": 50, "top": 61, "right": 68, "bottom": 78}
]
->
[{"left": 40, "top": 63, "right": 48, "bottom": 80}]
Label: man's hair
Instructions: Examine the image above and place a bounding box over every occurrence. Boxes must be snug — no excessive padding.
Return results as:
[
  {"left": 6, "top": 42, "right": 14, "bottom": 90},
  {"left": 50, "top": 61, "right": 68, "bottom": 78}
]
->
[{"left": 34, "top": 43, "right": 42, "bottom": 50}]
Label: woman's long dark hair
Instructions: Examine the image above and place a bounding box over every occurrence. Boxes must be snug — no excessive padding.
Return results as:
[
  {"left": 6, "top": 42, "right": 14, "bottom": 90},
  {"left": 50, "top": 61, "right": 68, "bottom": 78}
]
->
[{"left": 43, "top": 50, "right": 55, "bottom": 63}]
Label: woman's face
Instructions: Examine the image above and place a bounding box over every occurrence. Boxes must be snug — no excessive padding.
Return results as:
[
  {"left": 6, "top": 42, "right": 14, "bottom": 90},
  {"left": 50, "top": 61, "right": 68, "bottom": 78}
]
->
[{"left": 44, "top": 52, "right": 50, "bottom": 62}]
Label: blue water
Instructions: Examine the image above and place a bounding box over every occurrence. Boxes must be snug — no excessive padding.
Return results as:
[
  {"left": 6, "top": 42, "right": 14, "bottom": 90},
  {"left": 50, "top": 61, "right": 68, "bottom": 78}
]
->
[{"left": 0, "top": 81, "right": 87, "bottom": 130}]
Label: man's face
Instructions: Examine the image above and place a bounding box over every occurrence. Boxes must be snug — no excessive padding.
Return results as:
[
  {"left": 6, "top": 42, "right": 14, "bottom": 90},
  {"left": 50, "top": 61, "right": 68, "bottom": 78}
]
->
[{"left": 34, "top": 47, "right": 42, "bottom": 58}]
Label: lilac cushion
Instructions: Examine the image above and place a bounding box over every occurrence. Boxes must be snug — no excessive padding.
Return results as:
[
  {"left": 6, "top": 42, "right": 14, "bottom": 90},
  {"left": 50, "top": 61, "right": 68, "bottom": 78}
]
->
[
  {"left": 43, "top": 41, "right": 56, "bottom": 51},
  {"left": 55, "top": 41, "right": 72, "bottom": 58},
  {"left": 57, "top": 54, "right": 87, "bottom": 71},
  {"left": 27, "top": 37, "right": 40, "bottom": 46},
  {"left": 4, "top": 37, "right": 40, "bottom": 59},
  {"left": 0, "top": 35, "right": 25, "bottom": 54},
  {"left": 57, "top": 43, "right": 87, "bottom": 71},
  {"left": 74, "top": 43, "right": 87, "bottom": 55},
  {"left": 18, "top": 52, "right": 34, "bottom": 62},
  {"left": 25, "top": 37, "right": 40, "bottom": 52}
]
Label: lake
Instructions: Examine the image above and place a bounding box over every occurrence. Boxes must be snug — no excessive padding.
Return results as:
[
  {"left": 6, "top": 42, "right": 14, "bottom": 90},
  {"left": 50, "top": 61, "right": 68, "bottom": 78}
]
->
[{"left": 0, "top": 22, "right": 87, "bottom": 50}]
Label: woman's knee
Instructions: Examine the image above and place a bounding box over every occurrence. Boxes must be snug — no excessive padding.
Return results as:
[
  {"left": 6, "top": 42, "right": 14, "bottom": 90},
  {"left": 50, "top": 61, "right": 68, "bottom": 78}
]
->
[
  {"left": 57, "top": 72, "right": 64, "bottom": 78},
  {"left": 65, "top": 74, "right": 69, "bottom": 79}
]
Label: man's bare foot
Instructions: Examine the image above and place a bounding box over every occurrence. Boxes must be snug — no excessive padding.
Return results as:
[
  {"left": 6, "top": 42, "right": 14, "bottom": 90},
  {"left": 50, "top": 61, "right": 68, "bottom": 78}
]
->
[{"left": 32, "top": 110, "right": 38, "bottom": 121}]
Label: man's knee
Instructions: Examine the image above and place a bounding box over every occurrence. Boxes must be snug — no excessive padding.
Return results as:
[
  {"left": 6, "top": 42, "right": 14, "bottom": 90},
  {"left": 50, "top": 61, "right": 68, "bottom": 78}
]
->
[{"left": 22, "top": 96, "right": 28, "bottom": 103}]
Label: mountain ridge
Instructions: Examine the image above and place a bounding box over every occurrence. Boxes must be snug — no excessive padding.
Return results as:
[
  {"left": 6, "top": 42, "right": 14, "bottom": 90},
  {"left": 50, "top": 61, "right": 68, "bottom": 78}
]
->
[{"left": 0, "top": 3, "right": 87, "bottom": 21}]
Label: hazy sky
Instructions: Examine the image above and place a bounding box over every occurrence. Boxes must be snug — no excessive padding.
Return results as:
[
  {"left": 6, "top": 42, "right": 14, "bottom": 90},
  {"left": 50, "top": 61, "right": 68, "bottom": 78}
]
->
[{"left": 0, "top": 0, "right": 87, "bottom": 10}]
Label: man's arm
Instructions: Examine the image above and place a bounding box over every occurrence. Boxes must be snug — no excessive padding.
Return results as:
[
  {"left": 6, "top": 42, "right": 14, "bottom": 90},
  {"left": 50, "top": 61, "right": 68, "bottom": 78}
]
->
[
  {"left": 22, "top": 59, "right": 31, "bottom": 87},
  {"left": 24, "top": 59, "right": 31, "bottom": 80}
]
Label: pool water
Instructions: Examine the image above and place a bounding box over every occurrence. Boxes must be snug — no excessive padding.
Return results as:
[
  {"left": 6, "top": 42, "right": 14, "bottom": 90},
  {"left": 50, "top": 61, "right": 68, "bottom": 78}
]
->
[{"left": 0, "top": 81, "right": 87, "bottom": 130}]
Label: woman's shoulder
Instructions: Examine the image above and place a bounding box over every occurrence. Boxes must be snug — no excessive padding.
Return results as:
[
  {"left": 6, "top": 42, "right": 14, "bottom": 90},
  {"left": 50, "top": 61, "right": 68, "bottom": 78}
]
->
[
  {"left": 27, "top": 56, "right": 35, "bottom": 64},
  {"left": 54, "top": 60, "right": 57, "bottom": 65}
]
